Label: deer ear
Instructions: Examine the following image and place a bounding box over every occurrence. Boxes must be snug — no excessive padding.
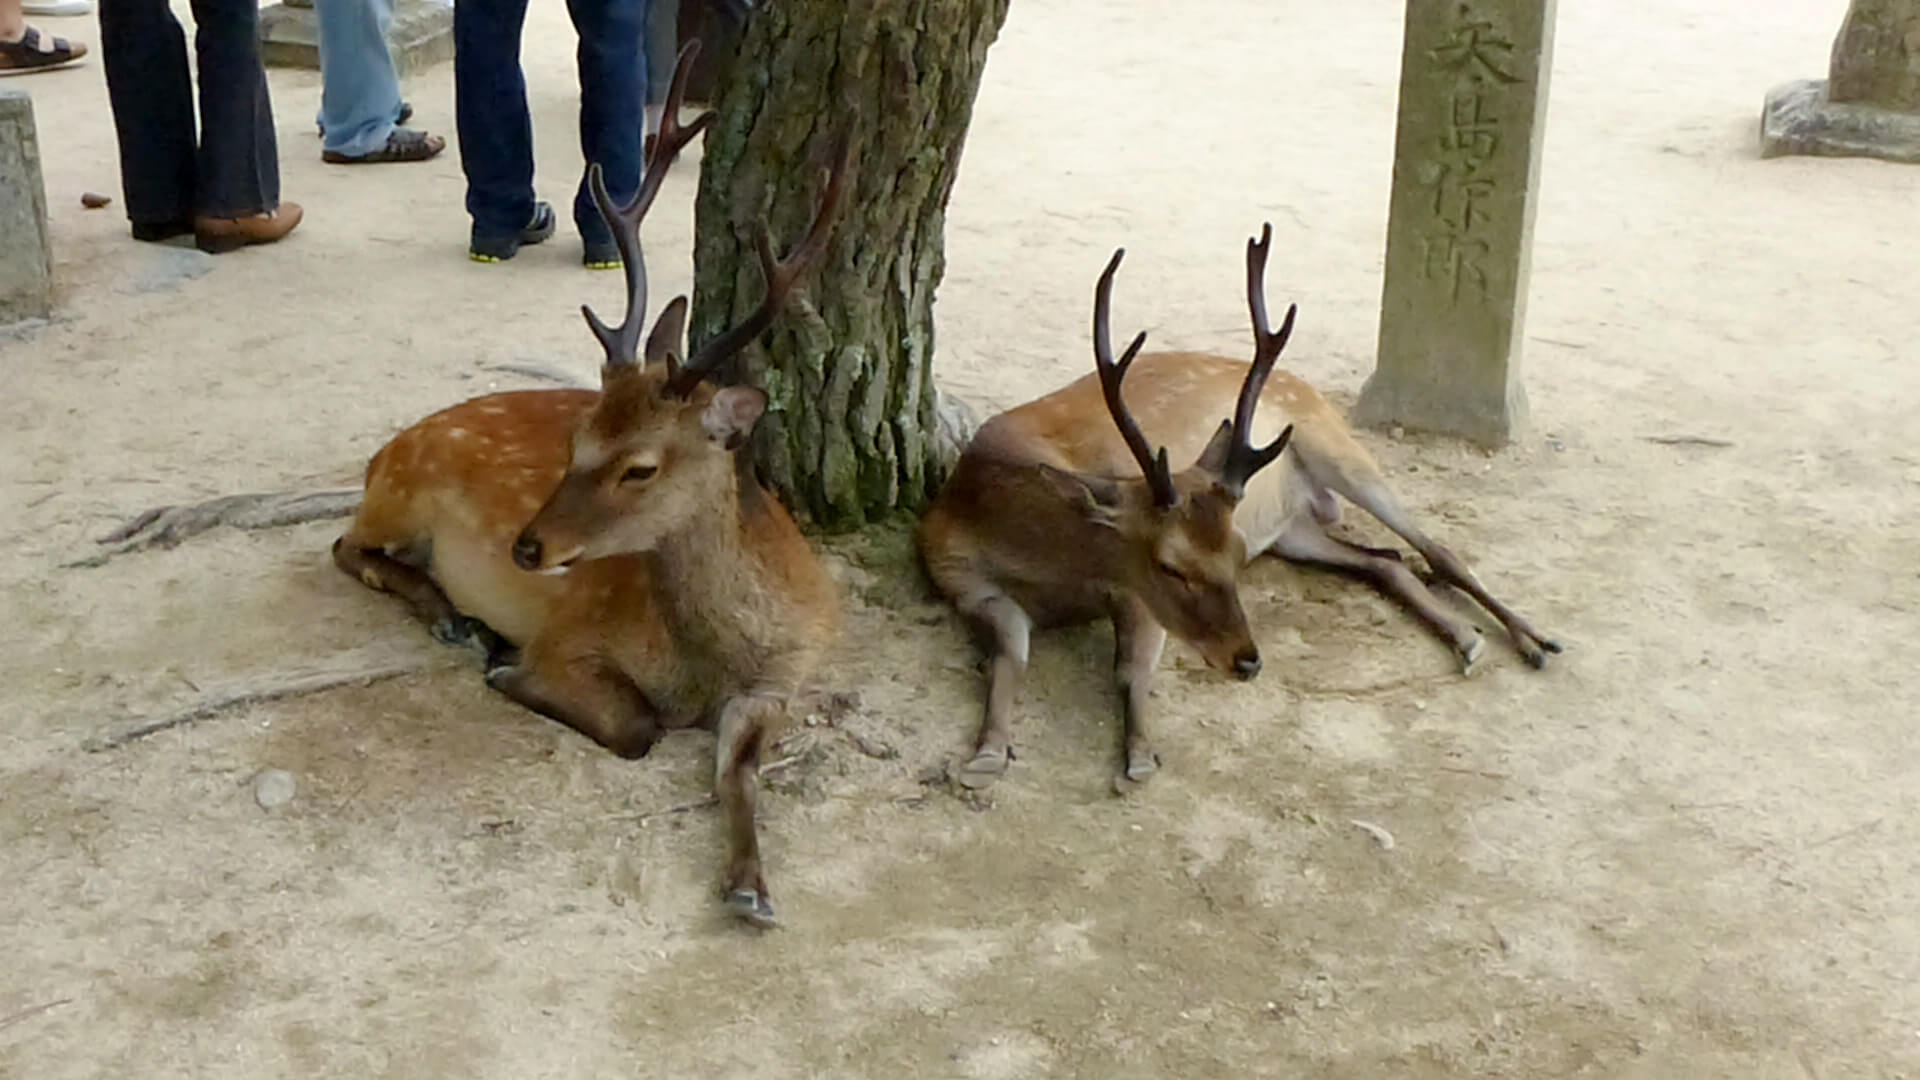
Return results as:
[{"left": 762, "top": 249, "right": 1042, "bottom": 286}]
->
[
  {"left": 702, "top": 386, "right": 767, "bottom": 450},
  {"left": 1193, "top": 419, "right": 1234, "bottom": 477},
  {"left": 1036, "top": 464, "right": 1124, "bottom": 530}
]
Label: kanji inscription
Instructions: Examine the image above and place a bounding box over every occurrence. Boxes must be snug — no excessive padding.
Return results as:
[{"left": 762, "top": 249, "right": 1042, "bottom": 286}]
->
[{"left": 1417, "top": 5, "right": 1524, "bottom": 306}]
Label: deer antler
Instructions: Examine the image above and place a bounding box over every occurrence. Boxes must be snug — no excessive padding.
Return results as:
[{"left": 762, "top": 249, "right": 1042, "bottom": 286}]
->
[
  {"left": 662, "top": 131, "right": 853, "bottom": 399},
  {"left": 1092, "top": 249, "right": 1178, "bottom": 509},
  {"left": 1217, "top": 223, "right": 1298, "bottom": 498},
  {"left": 581, "top": 41, "right": 716, "bottom": 370}
]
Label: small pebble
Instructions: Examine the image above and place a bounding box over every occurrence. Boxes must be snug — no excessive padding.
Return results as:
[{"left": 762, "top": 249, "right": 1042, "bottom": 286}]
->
[
  {"left": 254, "top": 769, "right": 296, "bottom": 809},
  {"left": 81, "top": 192, "right": 113, "bottom": 209}
]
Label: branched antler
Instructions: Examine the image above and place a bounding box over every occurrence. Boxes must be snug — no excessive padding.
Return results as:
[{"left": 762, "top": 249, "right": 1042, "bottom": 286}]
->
[
  {"left": 1092, "top": 249, "right": 1178, "bottom": 509},
  {"left": 581, "top": 41, "right": 716, "bottom": 369},
  {"left": 661, "top": 131, "right": 854, "bottom": 399},
  {"left": 1217, "top": 223, "right": 1298, "bottom": 497}
]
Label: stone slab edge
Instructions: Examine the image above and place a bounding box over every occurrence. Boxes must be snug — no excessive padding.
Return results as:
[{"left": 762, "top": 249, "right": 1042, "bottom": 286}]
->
[
  {"left": 259, "top": 0, "right": 453, "bottom": 76},
  {"left": 1760, "top": 78, "right": 1920, "bottom": 164}
]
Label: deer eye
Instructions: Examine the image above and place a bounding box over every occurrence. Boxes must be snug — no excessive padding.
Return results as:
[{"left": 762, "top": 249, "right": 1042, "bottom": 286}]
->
[
  {"left": 620, "top": 463, "right": 658, "bottom": 484},
  {"left": 1156, "top": 560, "right": 1190, "bottom": 585}
]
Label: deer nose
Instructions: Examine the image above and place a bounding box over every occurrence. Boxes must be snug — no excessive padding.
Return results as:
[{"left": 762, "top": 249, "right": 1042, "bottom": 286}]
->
[
  {"left": 1232, "top": 649, "right": 1263, "bottom": 680},
  {"left": 511, "top": 534, "right": 543, "bottom": 571}
]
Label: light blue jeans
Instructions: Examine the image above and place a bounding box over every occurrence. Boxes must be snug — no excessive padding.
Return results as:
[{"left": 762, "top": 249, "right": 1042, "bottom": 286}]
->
[{"left": 314, "top": 0, "right": 408, "bottom": 157}]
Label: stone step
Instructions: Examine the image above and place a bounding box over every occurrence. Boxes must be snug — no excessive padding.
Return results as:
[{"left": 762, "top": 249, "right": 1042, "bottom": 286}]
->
[{"left": 259, "top": 0, "right": 454, "bottom": 75}]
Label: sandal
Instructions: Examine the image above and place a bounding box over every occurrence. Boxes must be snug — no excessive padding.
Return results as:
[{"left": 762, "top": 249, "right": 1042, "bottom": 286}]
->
[
  {"left": 322, "top": 126, "right": 445, "bottom": 164},
  {"left": 0, "top": 26, "right": 87, "bottom": 75}
]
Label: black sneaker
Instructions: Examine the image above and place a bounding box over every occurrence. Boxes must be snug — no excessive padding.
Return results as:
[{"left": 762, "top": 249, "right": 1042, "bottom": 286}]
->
[
  {"left": 469, "top": 201, "right": 557, "bottom": 263},
  {"left": 582, "top": 237, "right": 622, "bottom": 270}
]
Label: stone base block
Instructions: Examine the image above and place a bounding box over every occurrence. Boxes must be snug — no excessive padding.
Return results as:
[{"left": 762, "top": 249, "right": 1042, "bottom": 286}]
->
[
  {"left": 260, "top": 0, "right": 454, "bottom": 76},
  {"left": 1352, "top": 371, "right": 1528, "bottom": 450},
  {"left": 1760, "top": 78, "right": 1920, "bottom": 164},
  {"left": 0, "top": 89, "right": 53, "bottom": 326}
]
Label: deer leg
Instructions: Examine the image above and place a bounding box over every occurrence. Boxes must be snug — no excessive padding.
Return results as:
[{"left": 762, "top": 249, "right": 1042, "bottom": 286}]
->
[
  {"left": 956, "top": 594, "right": 1032, "bottom": 790},
  {"left": 484, "top": 656, "right": 661, "bottom": 760},
  {"left": 1328, "top": 481, "right": 1562, "bottom": 668},
  {"left": 1269, "top": 520, "right": 1488, "bottom": 674},
  {"left": 713, "top": 693, "right": 784, "bottom": 928},
  {"left": 1110, "top": 596, "right": 1168, "bottom": 795},
  {"left": 331, "top": 537, "right": 490, "bottom": 649}
]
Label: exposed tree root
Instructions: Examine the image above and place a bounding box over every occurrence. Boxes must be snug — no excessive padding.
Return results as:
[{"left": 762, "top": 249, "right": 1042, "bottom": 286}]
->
[
  {"left": 86, "top": 657, "right": 436, "bottom": 751},
  {"left": 70, "top": 488, "right": 364, "bottom": 569},
  {"left": 479, "top": 361, "right": 591, "bottom": 388}
]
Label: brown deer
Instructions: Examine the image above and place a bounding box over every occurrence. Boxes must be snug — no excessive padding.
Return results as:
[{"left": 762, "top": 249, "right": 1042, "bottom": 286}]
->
[
  {"left": 331, "top": 45, "right": 847, "bottom": 927},
  {"left": 919, "top": 224, "right": 1560, "bottom": 791}
]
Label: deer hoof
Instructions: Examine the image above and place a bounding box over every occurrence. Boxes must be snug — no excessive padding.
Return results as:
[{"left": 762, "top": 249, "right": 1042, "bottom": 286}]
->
[
  {"left": 1112, "top": 750, "right": 1160, "bottom": 795},
  {"left": 484, "top": 663, "right": 519, "bottom": 691},
  {"left": 431, "top": 614, "right": 475, "bottom": 647},
  {"left": 1457, "top": 633, "right": 1485, "bottom": 675},
  {"left": 725, "top": 889, "right": 778, "bottom": 929},
  {"left": 956, "top": 748, "right": 1009, "bottom": 789},
  {"left": 1517, "top": 632, "right": 1563, "bottom": 669}
]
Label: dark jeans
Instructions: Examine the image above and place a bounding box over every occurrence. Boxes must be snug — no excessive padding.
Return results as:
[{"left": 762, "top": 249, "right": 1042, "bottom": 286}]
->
[
  {"left": 454, "top": 0, "right": 648, "bottom": 245},
  {"left": 645, "top": 0, "right": 675, "bottom": 104},
  {"left": 98, "top": 0, "right": 280, "bottom": 224}
]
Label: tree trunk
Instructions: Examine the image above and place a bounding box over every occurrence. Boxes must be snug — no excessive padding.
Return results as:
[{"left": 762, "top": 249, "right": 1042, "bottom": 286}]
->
[{"left": 690, "top": 0, "right": 1009, "bottom": 530}]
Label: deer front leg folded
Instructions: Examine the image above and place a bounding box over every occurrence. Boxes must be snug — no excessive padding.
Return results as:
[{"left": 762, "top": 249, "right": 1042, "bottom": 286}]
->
[{"left": 484, "top": 656, "right": 661, "bottom": 759}]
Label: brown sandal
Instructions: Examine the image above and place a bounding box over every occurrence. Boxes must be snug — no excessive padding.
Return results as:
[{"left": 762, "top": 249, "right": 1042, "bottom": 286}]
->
[
  {"left": 0, "top": 26, "right": 86, "bottom": 75},
  {"left": 322, "top": 127, "right": 445, "bottom": 164}
]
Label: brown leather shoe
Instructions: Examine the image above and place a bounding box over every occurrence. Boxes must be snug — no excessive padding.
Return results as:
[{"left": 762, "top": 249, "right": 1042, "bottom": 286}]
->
[{"left": 194, "top": 202, "right": 303, "bottom": 253}]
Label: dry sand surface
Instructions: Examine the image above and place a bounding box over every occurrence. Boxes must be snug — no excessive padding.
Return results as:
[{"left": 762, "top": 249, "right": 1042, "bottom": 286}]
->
[{"left": 5, "top": 0, "right": 1919, "bottom": 1076}]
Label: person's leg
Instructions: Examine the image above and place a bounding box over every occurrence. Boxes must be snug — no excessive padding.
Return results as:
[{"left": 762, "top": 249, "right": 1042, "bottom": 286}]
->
[
  {"left": 566, "top": 0, "right": 645, "bottom": 263},
  {"left": 457, "top": 0, "right": 547, "bottom": 252},
  {"left": 187, "top": 0, "right": 278, "bottom": 217},
  {"left": 186, "top": 0, "right": 301, "bottom": 249},
  {"left": 95, "top": 0, "right": 196, "bottom": 235},
  {"left": 641, "top": 0, "right": 674, "bottom": 143},
  {"left": 644, "top": 0, "right": 673, "bottom": 104},
  {"left": 317, "top": 0, "right": 442, "bottom": 163},
  {"left": 316, "top": 0, "right": 399, "bottom": 156}
]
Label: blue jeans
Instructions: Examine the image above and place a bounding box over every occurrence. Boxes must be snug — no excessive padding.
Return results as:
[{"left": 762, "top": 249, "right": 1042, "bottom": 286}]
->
[
  {"left": 314, "top": 0, "right": 409, "bottom": 157},
  {"left": 454, "top": 0, "right": 648, "bottom": 245}
]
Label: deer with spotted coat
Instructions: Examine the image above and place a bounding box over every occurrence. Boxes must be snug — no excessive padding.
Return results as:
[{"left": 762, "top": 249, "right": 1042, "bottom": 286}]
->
[
  {"left": 919, "top": 225, "right": 1559, "bottom": 792},
  {"left": 331, "top": 45, "right": 847, "bottom": 927}
]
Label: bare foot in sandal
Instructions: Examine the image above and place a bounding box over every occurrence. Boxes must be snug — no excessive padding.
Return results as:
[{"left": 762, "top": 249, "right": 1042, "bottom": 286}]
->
[
  {"left": 322, "top": 127, "right": 445, "bottom": 165},
  {"left": 0, "top": 23, "right": 87, "bottom": 75}
]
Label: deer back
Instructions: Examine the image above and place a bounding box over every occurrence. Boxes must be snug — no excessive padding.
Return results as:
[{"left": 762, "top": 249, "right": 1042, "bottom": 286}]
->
[{"left": 974, "top": 350, "right": 1341, "bottom": 556}]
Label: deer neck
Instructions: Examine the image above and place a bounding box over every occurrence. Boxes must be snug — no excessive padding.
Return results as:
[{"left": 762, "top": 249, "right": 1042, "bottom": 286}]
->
[{"left": 648, "top": 469, "right": 770, "bottom": 646}]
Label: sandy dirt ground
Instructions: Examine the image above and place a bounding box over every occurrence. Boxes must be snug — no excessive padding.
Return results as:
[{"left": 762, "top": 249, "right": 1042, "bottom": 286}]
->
[{"left": 4, "top": 0, "right": 1919, "bottom": 1076}]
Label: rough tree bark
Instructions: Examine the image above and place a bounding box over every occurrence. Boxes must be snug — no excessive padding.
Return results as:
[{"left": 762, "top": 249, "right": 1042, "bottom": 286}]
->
[{"left": 690, "top": 0, "right": 1010, "bottom": 530}]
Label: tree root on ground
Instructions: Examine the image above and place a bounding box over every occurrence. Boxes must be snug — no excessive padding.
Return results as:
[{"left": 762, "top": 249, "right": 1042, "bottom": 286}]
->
[
  {"left": 70, "top": 488, "right": 364, "bottom": 569},
  {"left": 86, "top": 656, "right": 440, "bottom": 751}
]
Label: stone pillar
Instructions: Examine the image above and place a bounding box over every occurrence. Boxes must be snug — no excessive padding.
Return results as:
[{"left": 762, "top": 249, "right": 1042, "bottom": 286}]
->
[
  {"left": 1760, "top": 0, "right": 1920, "bottom": 164},
  {"left": 260, "top": 0, "right": 454, "bottom": 75},
  {"left": 0, "top": 89, "right": 53, "bottom": 326},
  {"left": 1354, "top": 0, "right": 1557, "bottom": 448}
]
